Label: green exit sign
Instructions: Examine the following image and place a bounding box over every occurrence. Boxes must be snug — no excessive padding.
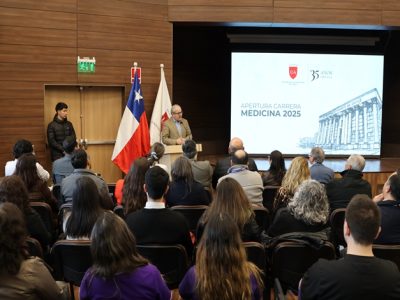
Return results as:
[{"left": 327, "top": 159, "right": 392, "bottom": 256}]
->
[{"left": 77, "top": 56, "right": 96, "bottom": 73}]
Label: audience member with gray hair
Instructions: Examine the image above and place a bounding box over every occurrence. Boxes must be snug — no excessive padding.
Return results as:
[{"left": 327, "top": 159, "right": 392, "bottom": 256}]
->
[
  {"left": 326, "top": 154, "right": 371, "bottom": 211},
  {"left": 309, "top": 147, "right": 334, "bottom": 184},
  {"left": 268, "top": 179, "right": 329, "bottom": 238}
]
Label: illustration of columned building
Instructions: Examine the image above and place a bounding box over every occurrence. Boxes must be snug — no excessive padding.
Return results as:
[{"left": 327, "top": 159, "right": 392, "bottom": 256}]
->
[{"left": 316, "top": 88, "right": 382, "bottom": 152}]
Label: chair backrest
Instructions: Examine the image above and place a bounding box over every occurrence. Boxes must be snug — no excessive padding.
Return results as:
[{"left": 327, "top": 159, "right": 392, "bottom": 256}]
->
[
  {"left": 271, "top": 240, "right": 336, "bottom": 293},
  {"left": 263, "top": 186, "right": 280, "bottom": 213},
  {"left": 243, "top": 242, "right": 267, "bottom": 274},
  {"left": 51, "top": 239, "right": 92, "bottom": 286},
  {"left": 30, "top": 201, "right": 54, "bottom": 234},
  {"left": 136, "top": 244, "right": 190, "bottom": 289},
  {"left": 252, "top": 205, "right": 270, "bottom": 231},
  {"left": 329, "top": 208, "right": 346, "bottom": 249},
  {"left": 52, "top": 184, "right": 62, "bottom": 206},
  {"left": 170, "top": 205, "right": 208, "bottom": 233},
  {"left": 25, "top": 237, "right": 44, "bottom": 258},
  {"left": 58, "top": 202, "right": 72, "bottom": 231},
  {"left": 373, "top": 244, "right": 400, "bottom": 271},
  {"left": 113, "top": 205, "right": 125, "bottom": 219}
]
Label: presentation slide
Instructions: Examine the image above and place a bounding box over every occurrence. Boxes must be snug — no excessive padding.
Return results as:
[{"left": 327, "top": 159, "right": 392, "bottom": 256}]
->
[{"left": 231, "top": 52, "right": 384, "bottom": 156}]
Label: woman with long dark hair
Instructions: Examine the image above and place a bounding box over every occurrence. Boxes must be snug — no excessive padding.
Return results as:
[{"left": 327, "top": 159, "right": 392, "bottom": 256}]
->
[
  {"left": 15, "top": 153, "right": 58, "bottom": 212},
  {"left": 262, "top": 150, "right": 286, "bottom": 186},
  {"left": 64, "top": 176, "right": 103, "bottom": 239},
  {"left": 80, "top": 211, "right": 170, "bottom": 300},
  {"left": 0, "top": 176, "right": 51, "bottom": 250},
  {"left": 0, "top": 202, "right": 63, "bottom": 299},
  {"left": 165, "top": 156, "right": 210, "bottom": 207},
  {"left": 121, "top": 157, "right": 151, "bottom": 215},
  {"left": 180, "top": 213, "right": 263, "bottom": 300},
  {"left": 197, "top": 177, "right": 261, "bottom": 242}
]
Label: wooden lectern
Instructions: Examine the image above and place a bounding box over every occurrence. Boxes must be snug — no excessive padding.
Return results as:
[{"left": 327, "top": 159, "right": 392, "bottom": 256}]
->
[{"left": 160, "top": 144, "right": 202, "bottom": 171}]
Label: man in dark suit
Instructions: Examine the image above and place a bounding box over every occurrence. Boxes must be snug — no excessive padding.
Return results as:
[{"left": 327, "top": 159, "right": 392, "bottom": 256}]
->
[
  {"left": 125, "top": 166, "right": 193, "bottom": 256},
  {"left": 161, "top": 104, "right": 192, "bottom": 145},
  {"left": 212, "top": 137, "right": 258, "bottom": 189},
  {"left": 309, "top": 146, "right": 334, "bottom": 185},
  {"left": 326, "top": 154, "right": 371, "bottom": 211}
]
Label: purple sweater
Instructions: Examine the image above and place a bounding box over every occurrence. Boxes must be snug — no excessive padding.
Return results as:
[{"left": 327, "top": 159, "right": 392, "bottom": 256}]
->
[
  {"left": 80, "top": 264, "right": 171, "bottom": 300},
  {"left": 179, "top": 266, "right": 261, "bottom": 300}
]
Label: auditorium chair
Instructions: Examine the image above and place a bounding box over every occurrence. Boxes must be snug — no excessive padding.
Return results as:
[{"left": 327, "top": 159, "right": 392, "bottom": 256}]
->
[
  {"left": 329, "top": 208, "right": 347, "bottom": 252},
  {"left": 113, "top": 205, "right": 125, "bottom": 219},
  {"left": 30, "top": 201, "right": 55, "bottom": 235},
  {"left": 252, "top": 204, "right": 270, "bottom": 231},
  {"left": 136, "top": 244, "right": 190, "bottom": 289},
  {"left": 243, "top": 241, "right": 269, "bottom": 299},
  {"left": 170, "top": 205, "right": 208, "bottom": 234},
  {"left": 373, "top": 244, "right": 400, "bottom": 270},
  {"left": 58, "top": 202, "right": 72, "bottom": 232},
  {"left": 263, "top": 186, "right": 280, "bottom": 213},
  {"left": 270, "top": 240, "right": 336, "bottom": 294},
  {"left": 26, "top": 237, "right": 44, "bottom": 258},
  {"left": 51, "top": 239, "right": 92, "bottom": 299}
]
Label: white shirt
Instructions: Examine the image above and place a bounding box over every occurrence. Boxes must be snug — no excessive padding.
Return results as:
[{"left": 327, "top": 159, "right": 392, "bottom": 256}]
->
[
  {"left": 5, "top": 159, "right": 50, "bottom": 182},
  {"left": 144, "top": 201, "right": 166, "bottom": 209}
]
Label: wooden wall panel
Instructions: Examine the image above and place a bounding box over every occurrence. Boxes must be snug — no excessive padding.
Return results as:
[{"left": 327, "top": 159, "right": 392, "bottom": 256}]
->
[
  {"left": 169, "top": 0, "right": 272, "bottom": 5},
  {"left": 0, "top": 7, "right": 76, "bottom": 30},
  {"left": 383, "top": 0, "right": 400, "bottom": 11},
  {"left": 273, "top": 8, "right": 382, "bottom": 25},
  {"left": 0, "top": 0, "right": 76, "bottom": 12},
  {"left": 274, "top": 0, "right": 382, "bottom": 10},
  {"left": 169, "top": 6, "right": 273, "bottom": 22},
  {"left": 0, "top": 81, "right": 45, "bottom": 99},
  {"left": 382, "top": 11, "right": 400, "bottom": 26}
]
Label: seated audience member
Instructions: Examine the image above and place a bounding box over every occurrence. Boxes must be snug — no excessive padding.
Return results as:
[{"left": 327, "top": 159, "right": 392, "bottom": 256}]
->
[
  {"left": 268, "top": 180, "right": 330, "bottom": 238},
  {"left": 309, "top": 147, "right": 334, "bottom": 185},
  {"left": 0, "top": 202, "right": 63, "bottom": 299},
  {"left": 326, "top": 154, "right": 371, "bottom": 211},
  {"left": 61, "top": 149, "right": 113, "bottom": 209},
  {"left": 273, "top": 156, "right": 310, "bottom": 213},
  {"left": 179, "top": 213, "right": 263, "bottom": 300},
  {"left": 300, "top": 195, "right": 400, "bottom": 299},
  {"left": 218, "top": 150, "right": 263, "bottom": 205},
  {"left": 15, "top": 153, "right": 57, "bottom": 212},
  {"left": 212, "top": 137, "right": 258, "bottom": 189},
  {"left": 125, "top": 166, "right": 193, "bottom": 256},
  {"left": 262, "top": 150, "right": 286, "bottom": 186},
  {"left": 373, "top": 172, "right": 400, "bottom": 244},
  {"left": 121, "top": 158, "right": 151, "bottom": 214},
  {"left": 52, "top": 136, "right": 77, "bottom": 184},
  {"left": 0, "top": 176, "right": 51, "bottom": 250},
  {"left": 197, "top": 177, "right": 261, "bottom": 242},
  {"left": 5, "top": 139, "right": 50, "bottom": 181},
  {"left": 80, "top": 211, "right": 170, "bottom": 300},
  {"left": 182, "top": 139, "right": 213, "bottom": 191},
  {"left": 165, "top": 157, "right": 210, "bottom": 207},
  {"left": 147, "top": 142, "right": 168, "bottom": 172},
  {"left": 64, "top": 177, "right": 103, "bottom": 240}
]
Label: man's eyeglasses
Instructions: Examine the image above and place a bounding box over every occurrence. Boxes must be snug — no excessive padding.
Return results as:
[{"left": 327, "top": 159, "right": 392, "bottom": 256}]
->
[{"left": 173, "top": 111, "right": 183, "bottom": 115}]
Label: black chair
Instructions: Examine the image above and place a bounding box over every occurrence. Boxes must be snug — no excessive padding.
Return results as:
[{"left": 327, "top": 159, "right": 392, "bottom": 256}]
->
[
  {"left": 243, "top": 241, "right": 269, "bottom": 299},
  {"left": 30, "top": 201, "right": 55, "bottom": 234},
  {"left": 170, "top": 205, "right": 208, "bottom": 234},
  {"left": 113, "top": 205, "right": 125, "bottom": 219},
  {"left": 136, "top": 244, "right": 190, "bottom": 289},
  {"left": 271, "top": 240, "right": 336, "bottom": 294},
  {"left": 58, "top": 202, "right": 72, "bottom": 231},
  {"left": 263, "top": 186, "right": 280, "bottom": 213},
  {"left": 26, "top": 237, "right": 44, "bottom": 258},
  {"left": 52, "top": 184, "right": 62, "bottom": 206},
  {"left": 373, "top": 244, "right": 400, "bottom": 270},
  {"left": 329, "top": 208, "right": 346, "bottom": 250},
  {"left": 51, "top": 239, "right": 92, "bottom": 298},
  {"left": 252, "top": 205, "right": 270, "bottom": 231}
]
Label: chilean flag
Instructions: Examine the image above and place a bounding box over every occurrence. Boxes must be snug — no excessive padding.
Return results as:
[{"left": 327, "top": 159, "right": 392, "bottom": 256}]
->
[{"left": 112, "top": 69, "right": 150, "bottom": 174}]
